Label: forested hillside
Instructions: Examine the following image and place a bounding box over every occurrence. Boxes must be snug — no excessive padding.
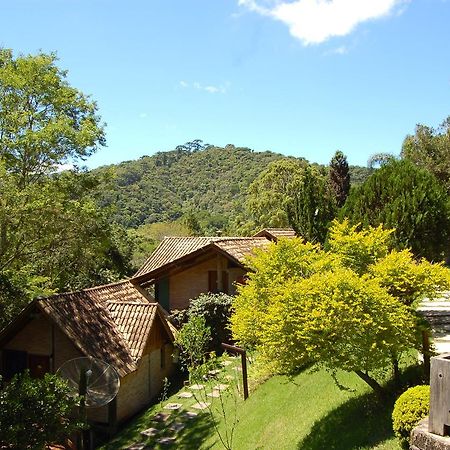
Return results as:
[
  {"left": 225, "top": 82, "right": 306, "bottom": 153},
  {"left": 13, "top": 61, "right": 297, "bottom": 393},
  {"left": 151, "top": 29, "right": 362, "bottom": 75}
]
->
[{"left": 95, "top": 143, "right": 372, "bottom": 232}]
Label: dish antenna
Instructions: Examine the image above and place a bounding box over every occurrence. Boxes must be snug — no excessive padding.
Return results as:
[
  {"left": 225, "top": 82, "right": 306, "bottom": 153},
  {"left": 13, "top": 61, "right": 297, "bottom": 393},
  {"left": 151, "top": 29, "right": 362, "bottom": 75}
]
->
[{"left": 57, "top": 357, "right": 120, "bottom": 449}]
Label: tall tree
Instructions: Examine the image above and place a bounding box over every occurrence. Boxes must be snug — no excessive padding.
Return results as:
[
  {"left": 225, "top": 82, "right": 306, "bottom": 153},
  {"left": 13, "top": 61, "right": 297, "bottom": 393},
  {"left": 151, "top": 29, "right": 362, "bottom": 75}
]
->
[
  {"left": 286, "top": 165, "right": 336, "bottom": 244},
  {"left": 0, "top": 50, "right": 129, "bottom": 326},
  {"left": 329, "top": 150, "right": 350, "bottom": 207},
  {"left": 0, "top": 49, "right": 105, "bottom": 187},
  {"left": 401, "top": 117, "right": 450, "bottom": 194},
  {"left": 341, "top": 159, "right": 450, "bottom": 261},
  {"left": 246, "top": 159, "right": 335, "bottom": 242}
]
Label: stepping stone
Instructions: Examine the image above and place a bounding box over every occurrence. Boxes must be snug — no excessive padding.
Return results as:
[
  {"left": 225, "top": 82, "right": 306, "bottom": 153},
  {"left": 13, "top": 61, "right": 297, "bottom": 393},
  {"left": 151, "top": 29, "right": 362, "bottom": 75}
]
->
[
  {"left": 177, "top": 391, "right": 193, "bottom": 398},
  {"left": 208, "top": 369, "right": 221, "bottom": 376},
  {"left": 213, "top": 384, "right": 229, "bottom": 391},
  {"left": 169, "top": 421, "right": 186, "bottom": 432},
  {"left": 156, "top": 436, "right": 176, "bottom": 445},
  {"left": 152, "top": 412, "right": 171, "bottom": 422},
  {"left": 191, "top": 401, "right": 210, "bottom": 410},
  {"left": 221, "top": 360, "right": 232, "bottom": 366},
  {"left": 180, "top": 411, "right": 198, "bottom": 420},
  {"left": 189, "top": 383, "right": 205, "bottom": 390},
  {"left": 207, "top": 390, "right": 220, "bottom": 398},
  {"left": 140, "top": 427, "right": 159, "bottom": 437},
  {"left": 233, "top": 366, "right": 242, "bottom": 372},
  {"left": 224, "top": 375, "right": 234, "bottom": 380},
  {"left": 125, "top": 444, "right": 147, "bottom": 450},
  {"left": 164, "top": 402, "right": 182, "bottom": 410}
]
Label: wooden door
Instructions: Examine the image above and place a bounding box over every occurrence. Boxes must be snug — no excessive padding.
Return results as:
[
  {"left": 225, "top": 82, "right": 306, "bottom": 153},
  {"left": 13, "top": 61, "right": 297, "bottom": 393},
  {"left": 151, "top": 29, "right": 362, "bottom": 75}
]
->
[
  {"left": 28, "top": 354, "right": 50, "bottom": 378},
  {"left": 2, "top": 349, "right": 27, "bottom": 381}
]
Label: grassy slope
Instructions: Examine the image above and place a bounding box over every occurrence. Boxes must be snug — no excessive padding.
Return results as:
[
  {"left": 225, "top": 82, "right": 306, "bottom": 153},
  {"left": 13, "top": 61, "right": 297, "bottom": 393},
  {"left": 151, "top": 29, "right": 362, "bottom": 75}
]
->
[{"left": 102, "top": 364, "right": 401, "bottom": 450}]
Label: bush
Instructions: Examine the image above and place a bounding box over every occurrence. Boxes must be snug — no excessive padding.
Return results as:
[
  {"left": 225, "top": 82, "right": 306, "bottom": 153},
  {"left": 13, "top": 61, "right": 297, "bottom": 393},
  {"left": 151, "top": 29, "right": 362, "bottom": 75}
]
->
[
  {"left": 170, "top": 292, "right": 233, "bottom": 353},
  {"left": 0, "top": 371, "right": 82, "bottom": 449},
  {"left": 392, "top": 385, "right": 430, "bottom": 446}
]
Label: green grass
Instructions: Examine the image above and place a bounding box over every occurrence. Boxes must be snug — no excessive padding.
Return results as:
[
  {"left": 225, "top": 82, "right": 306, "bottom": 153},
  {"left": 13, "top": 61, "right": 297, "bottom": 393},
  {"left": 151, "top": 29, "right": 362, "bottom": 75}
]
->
[{"left": 100, "top": 358, "right": 404, "bottom": 450}]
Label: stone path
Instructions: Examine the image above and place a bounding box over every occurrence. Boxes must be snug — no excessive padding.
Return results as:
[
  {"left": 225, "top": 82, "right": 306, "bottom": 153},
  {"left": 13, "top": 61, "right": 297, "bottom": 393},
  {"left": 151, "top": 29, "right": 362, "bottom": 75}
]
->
[{"left": 125, "top": 356, "right": 237, "bottom": 448}]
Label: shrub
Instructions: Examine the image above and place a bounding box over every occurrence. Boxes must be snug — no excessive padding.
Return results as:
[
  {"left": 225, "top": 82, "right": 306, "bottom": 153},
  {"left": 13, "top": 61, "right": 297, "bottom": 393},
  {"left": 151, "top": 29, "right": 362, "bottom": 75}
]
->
[
  {"left": 175, "top": 315, "right": 211, "bottom": 372},
  {"left": 0, "top": 371, "right": 82, "bottom": 449},
  {"left": 392, "top": 385, "right": 430, "bottom": 446},
  {"left": 170, "top": 292, "right": 233, "bottom": 353}
]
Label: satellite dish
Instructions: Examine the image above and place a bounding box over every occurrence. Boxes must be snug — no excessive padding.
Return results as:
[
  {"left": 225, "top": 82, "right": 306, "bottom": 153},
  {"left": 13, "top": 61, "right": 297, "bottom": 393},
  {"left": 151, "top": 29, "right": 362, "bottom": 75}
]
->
[{"left": 57, "top": 357, "right": 120, "bottom": 408}]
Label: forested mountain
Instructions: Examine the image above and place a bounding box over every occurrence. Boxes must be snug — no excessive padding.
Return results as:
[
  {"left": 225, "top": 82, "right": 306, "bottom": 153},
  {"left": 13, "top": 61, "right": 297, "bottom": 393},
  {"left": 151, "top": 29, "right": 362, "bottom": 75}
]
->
[{"left": 95, "top": 143, "right": 372, "bottom": 231}]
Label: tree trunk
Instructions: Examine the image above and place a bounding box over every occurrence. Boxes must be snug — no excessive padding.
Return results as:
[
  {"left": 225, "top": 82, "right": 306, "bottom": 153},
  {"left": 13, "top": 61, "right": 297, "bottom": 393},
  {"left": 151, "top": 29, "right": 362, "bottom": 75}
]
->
[{"left": 354, "top": 370, "right": 387, "bottom": 399}]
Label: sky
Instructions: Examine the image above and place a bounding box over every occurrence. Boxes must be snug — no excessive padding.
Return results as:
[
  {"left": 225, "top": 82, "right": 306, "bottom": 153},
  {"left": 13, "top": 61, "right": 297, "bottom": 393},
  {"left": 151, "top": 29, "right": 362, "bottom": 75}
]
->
[{"left": 1, "top": 0, "right": 450, "bottom": 168}]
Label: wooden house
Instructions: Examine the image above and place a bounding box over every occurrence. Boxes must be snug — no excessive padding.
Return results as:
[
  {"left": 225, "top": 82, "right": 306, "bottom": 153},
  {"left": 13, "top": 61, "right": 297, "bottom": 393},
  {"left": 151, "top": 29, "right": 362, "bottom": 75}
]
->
[
  {"left": 132, "top": 236, "right": 274, "bottom": 311},
  {"left": 0, "top": 280, "right": 176, "bottom": 429}
]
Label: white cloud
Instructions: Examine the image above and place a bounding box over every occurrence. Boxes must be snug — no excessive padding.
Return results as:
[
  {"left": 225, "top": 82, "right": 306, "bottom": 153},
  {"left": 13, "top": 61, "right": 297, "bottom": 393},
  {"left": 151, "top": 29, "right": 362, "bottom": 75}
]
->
[
  {"left": 178, "top": 81, "right": 229, "bottom": 94},
  {"left": 239, "top": 0, "right": 407, "bottom": 45},
  {"left": 331, "top": 45, "right": 348, "bottom": 54}
]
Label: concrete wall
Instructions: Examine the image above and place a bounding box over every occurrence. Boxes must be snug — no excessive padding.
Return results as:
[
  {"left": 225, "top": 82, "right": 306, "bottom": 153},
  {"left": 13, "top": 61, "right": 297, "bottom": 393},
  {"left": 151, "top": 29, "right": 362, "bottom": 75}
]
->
[{"left": 168, "top": 255, "right": 246, "bottom": 310}]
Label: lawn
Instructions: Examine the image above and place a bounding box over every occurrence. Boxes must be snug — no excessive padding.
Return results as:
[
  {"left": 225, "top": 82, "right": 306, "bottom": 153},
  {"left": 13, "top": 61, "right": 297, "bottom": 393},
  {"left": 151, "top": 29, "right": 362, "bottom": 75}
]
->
[{"left": 100, "top": 356, "right": 405, "bottom": 450}]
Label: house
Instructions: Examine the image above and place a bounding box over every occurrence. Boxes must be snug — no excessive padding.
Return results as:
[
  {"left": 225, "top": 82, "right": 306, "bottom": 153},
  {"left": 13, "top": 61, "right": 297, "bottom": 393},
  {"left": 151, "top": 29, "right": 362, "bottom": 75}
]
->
[
  {"left": 131, "top": 235, "right": 275, "bottom": 311},
  {"left": 0, "top": 280, "right": 176, "bottom": 430},
  {"left": 253, "top": 227, "right": 297, "bottom": 241}
]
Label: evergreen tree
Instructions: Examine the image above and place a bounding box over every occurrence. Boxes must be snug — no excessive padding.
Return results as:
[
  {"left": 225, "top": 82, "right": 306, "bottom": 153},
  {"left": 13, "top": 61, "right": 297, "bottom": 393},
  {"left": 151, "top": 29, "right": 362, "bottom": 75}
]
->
[
  {"left": 329, "top": 150, "right": 350, "bottom": 207},
  {"left": 341, "top": 159, "right": 450, "bottom": 261}
]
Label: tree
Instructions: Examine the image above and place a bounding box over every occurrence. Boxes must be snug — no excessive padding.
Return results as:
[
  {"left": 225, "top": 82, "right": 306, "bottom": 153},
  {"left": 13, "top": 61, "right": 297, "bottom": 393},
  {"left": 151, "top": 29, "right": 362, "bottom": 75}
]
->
[
  {"left": 340, "top": 159, "right": 450, "bottom": 261},
  {"left": 401, "top": 117, "right": 450, "bottom": 194},
  {"left": 246, "top": 159, "right": 336, "bottom": 243},
  {"left": 0, "top": 49, "right": 105, "bottom": 187},
  {"left": 0, "top": 371, "right": 82, "bottom": 449},
  {"left": 329, "top": 150, "right": 350, "bottom": 207},
  {"left": 286, "top": 165, "right": 336, "bottom": 243},
  {"left": 246, "top": 159, "right": 306, "bottom": 228},
  {"left": 231, "top": 221, "right": 450, "bottom": 396}
]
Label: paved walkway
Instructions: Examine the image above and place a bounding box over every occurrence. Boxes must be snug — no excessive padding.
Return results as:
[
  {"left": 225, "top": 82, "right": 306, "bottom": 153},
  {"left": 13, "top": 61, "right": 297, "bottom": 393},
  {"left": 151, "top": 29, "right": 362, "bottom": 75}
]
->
[{"left": 418, "top": 291, "right": 450, "bottom": 354}]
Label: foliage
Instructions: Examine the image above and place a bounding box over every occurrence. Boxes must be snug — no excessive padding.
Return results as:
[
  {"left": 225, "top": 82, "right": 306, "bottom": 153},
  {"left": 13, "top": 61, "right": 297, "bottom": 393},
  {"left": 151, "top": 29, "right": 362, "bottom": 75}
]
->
[
  {"left": 0, "top": 371, "right": 83, "bottom": 449},
  {"left": 286, "top": 165, "right": 337, "bottom": 243},
  {"left": 170, "top": 292, "right": 234, "bottom": 353},
  {"left": 95, "top": 146, "right": 371, "bottom": 233},
  {"left": 401, "top": 117, "right": 450, "bottom": 194},
  {"left": 96, "top": 145, "right": 285, "bottom": 231},
  {"left": 0, "top": 49, "right": 105, "bottom": 187},
  {"left": 341, "top": 159, "right": 450, "bottom": 261},
  {"left": 129, "top": 221, "right": 190, "bottom": 269},
  {"left": 329, "top": 150, "right": 350, "bottom": 207},
  {"left": 0, "top": 50, "right": 131, "bottom": 327},
  {"left": 175, "top": 315, "right": 211, "bottom": 373},
  {"left": 246, "top": 160, "right": 336, "bottom": 243},
  {"left": 231, "top": 221, "right": 449, "bottom": 394},
  {"left": 392, "top": 385, "right": 429, "bottom": 445}
]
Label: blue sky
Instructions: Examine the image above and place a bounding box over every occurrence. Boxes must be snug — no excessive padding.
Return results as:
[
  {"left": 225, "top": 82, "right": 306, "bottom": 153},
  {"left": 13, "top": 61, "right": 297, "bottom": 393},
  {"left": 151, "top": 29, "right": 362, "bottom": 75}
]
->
[{"left": 2, "top": 0, "right": 450, "bottom": 168}]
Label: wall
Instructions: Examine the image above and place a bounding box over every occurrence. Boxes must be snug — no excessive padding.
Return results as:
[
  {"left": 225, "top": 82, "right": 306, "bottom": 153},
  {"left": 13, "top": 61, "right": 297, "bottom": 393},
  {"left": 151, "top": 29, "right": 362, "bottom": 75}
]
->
[
  {"left": 2, "top": 313, "right": 82, "bottom": 373},
  {"left": 168, "top": 255, "right": 246, "bottom": 310}
]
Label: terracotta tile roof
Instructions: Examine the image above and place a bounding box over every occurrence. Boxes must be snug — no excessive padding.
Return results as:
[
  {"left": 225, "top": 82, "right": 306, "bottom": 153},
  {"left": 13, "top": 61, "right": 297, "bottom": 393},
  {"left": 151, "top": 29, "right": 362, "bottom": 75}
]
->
[
  {"left": 134, "top": 237, "right": 215, "bottom": 277},
  {"left": 107, "top": 301, "right": 157, "bottom": 360},
  {"left": 38, "top": 280, "right": 173, "bottom": 377},
  {"left": 254, "top": 228, "right": 297, "bottom": 239},
  {"left": 214, "top": 238, "right": 271, "bottom": 264},
  {"left": 133, "top": 236, "right": 271, "bottom": 280}
]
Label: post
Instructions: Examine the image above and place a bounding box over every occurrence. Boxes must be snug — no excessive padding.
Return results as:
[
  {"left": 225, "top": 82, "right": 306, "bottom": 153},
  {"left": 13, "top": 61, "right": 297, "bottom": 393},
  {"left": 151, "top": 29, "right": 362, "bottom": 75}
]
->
[{"left": 221, "top": 343, "right": 249, "bottom": 400}]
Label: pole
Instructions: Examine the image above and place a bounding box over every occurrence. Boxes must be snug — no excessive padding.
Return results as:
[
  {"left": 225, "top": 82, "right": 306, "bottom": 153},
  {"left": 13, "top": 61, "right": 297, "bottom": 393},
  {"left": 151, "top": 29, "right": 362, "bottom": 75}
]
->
[{"left": 221, "top": 343, "right": 249, "bottom": 400}]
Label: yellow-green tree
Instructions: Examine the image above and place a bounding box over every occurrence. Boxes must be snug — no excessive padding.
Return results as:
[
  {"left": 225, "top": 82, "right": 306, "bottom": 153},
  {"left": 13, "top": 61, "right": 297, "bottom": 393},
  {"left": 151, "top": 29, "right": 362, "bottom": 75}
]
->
[{"left": 231, "top": 220, "right": 450, "bottom": 395}]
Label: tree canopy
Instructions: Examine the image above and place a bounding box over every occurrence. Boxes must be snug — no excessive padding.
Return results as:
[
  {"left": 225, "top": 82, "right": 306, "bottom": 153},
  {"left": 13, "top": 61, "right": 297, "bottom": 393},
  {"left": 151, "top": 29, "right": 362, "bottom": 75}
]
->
[
  {"left": 401, "top": 117, "right": 450, "bottom": 194},
  {"left": 246, "top": 159, "right": 336, "bottom": 243},
  {"left": 231, "top": 220, "right": 450, "bottom": 394},
  {"left": 329, "top": 150, "right": 350, "bottom": 207},
  {"left": 340, "top": 159, "right": 450, "bottom": 261},
  {"left": 0, "top": 49, "right": 105, "bottom": 186},
  {"left": 0, "top": 50, "right": 130, "bottom": 328}
]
